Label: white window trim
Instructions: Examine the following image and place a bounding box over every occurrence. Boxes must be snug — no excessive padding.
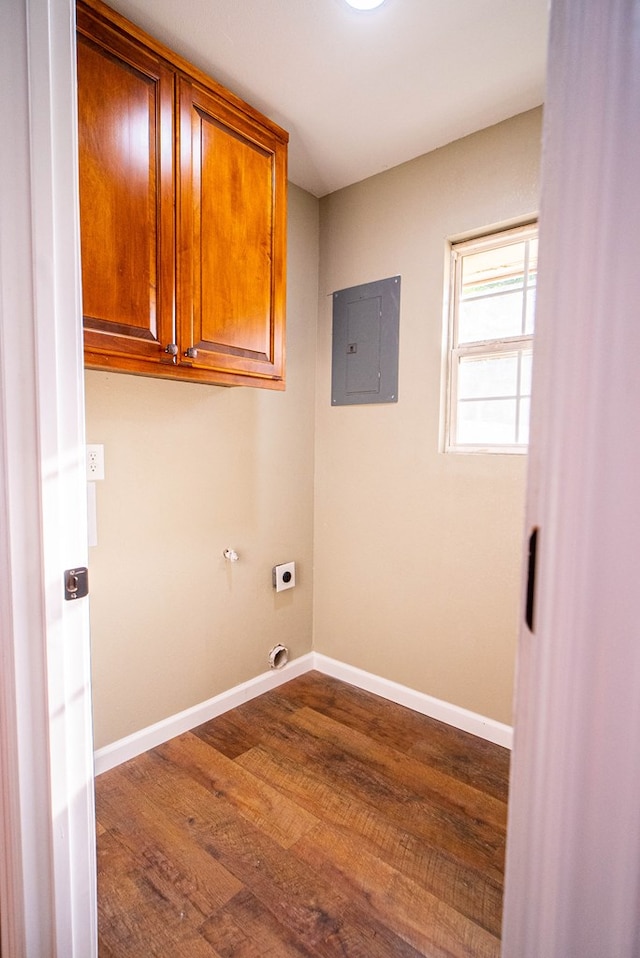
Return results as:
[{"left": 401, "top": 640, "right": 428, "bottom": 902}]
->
[{"left": 444, "top": 222, "right": 537, "bottom": 455}]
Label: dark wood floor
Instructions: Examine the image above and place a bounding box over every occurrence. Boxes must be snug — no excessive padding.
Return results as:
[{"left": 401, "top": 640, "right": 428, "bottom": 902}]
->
[{"left": 95, "top": 671, "right": 510, "bottom": 957}]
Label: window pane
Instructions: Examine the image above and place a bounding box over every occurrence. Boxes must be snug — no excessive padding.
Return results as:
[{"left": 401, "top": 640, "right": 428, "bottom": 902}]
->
[
  {"left": 458, "top": 290, "right": 525, "bottom": 343},
  {"left": 457, "top": 399, "right": 517, "bottom": 445},
  {"left": 461, "top": 242, "right": 526, "bottom": 295},
  {"left": 525, "top": 287, "right": 536, "bottom": 334},
  {"left": 518, "top": 397, "right": 531, "bottom": 444},
  {"left": 520, "top": 351, "right": 533, "bottom": 394},
  {"left": 528, "top": 237, "right": 538, "bottom": 278},
  {"left": 458, "top": 354, "right": 518, "bottom": 399}
]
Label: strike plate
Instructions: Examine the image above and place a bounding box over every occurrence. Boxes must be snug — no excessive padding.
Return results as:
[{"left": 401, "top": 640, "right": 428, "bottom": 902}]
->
[{"left": 64, "top": 567, "right": 89, "bottom": 600}]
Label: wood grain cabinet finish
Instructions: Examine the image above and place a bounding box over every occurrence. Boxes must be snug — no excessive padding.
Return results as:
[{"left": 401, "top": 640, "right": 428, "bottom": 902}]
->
[{"left": 76, "top": 0, "right": 288, "bottom": 388}]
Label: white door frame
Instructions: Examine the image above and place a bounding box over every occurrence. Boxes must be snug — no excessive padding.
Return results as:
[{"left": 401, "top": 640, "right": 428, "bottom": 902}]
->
[
  {"left": 503, "top": 0, "right": 640, "bottom": 955},
  {"left": 0, "top": 0, "right": 97, "bottom": 955}
]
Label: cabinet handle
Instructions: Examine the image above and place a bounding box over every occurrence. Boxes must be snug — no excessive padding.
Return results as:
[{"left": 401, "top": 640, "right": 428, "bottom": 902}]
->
[
  {"left": 164, "top": 343, "right": 178, "bottom": 356},
  {"left": 184, "top": 346, "right": 198, "bottom": 359}
]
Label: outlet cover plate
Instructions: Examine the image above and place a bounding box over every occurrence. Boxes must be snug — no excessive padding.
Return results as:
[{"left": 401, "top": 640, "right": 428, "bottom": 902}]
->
[
  {"left": 273, "top": 561, "right": 295, "bottom": 592},
  {"left": 86, "top": 443, "right": 104, "bottom": 481}
]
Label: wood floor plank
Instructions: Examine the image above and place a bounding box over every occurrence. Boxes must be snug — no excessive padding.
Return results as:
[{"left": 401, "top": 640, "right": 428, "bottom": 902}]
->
[
  {"left": 118, "top": 748, "right": 425, "bottom": 958},
  {"left": 193, "top": 689, "right": 300, "bottom": 760},
  {"left": 192, "top": 708, "right": 270, "bottom": 760},
  {"left": 289, "top": 705, "right": 507, "bottom": 829},
  {"left": 237, "top": 730, "right": 504, "bottom": 884},
  {"left": 97, "top": 765, "right": 243, "bottom": 916},
  {"left": 97, "top": 829, "right": 224, "bottom": 958},
  {"left": 236, "top": 741, "right": 503, "bottom": 934},
  {"left": 156, "top": 731, "right": 320, "bottom": 848},
  {"left": 232, "top": 676, "right": 506, "bottom": 871},
  {"left": 200, "top": 888, "right": 319, "bottom": 957},
  {"left": 293, "top": 822, "right": 500, "bottom": 958},
  {"left": 272, "top": 672, "right": 510, "bottom": 802},
  {"left": 96, "top": 673, "right": 509, "bottom": 957},
  {"left": 201, "top": 884, "right": 423, "bottom": 958}
]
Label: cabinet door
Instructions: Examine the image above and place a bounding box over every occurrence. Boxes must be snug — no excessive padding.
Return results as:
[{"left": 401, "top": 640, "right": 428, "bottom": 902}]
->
[
  {"left": 77, "top": 6, "right": 175, "bottom": 371},
  {"left": 177, "top": 79, "right": 287, "bottom": 387}
]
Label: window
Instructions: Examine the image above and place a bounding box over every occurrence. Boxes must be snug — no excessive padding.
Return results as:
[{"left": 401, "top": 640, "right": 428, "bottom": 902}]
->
[{"left": 445, "top": 223, "right": 537, "bottom": 453}]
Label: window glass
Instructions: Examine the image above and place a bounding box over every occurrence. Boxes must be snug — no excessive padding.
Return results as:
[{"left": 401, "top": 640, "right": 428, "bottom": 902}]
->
[
  {"left": 458, "top": 291, "right": 525, "bottom": 343},
  {"left": 457, "top": 399, "right": 518, "bottom": 445},
  {"left": 520, "top": 350, "right": 533, "bottom": 394},
  {"left": 517, "top": 397, "right": 531, "bottom": 444},
  {"left": 458, "top": 354, "right": 519, "bottom": 399},
  {"left": 445, "top": 223, "right": 537, "bottom": 452}
]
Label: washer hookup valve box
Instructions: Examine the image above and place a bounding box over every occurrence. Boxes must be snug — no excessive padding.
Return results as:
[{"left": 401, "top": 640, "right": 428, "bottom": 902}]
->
[{"left": 273, "top": 562, "right": 296, "bottom": 592}]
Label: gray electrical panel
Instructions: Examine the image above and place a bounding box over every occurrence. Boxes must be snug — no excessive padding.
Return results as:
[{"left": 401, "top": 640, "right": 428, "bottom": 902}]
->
[{"left": 331, "top": 275, "right": 400, "bottom": 406}]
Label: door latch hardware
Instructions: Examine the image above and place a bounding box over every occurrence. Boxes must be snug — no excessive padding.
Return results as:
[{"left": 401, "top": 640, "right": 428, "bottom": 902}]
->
[
  {"left": 64, "top": 567, "right": 89, "bottom": 600},
  {"left": 525, "top": 528, "right": 539, "bottom": 632}
]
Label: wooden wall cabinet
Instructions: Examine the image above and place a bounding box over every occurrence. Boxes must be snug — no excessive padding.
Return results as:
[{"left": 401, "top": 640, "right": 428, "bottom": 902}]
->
[{"left": 76, "top": 0, "right": 287, "bottom": 388}]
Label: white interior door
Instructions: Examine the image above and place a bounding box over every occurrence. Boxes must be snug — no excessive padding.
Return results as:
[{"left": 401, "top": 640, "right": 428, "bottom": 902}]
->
[
  {"left": 503, "top": 1, "right": 640, "bottom": 955},
  {"left": 0, "top": 0, "right": 97, "bottom": 955}
]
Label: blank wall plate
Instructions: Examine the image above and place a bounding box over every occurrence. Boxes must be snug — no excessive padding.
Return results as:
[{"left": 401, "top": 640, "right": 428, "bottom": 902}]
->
[{"left": 273, "top": 561, "right": 295, "bottom": 592}]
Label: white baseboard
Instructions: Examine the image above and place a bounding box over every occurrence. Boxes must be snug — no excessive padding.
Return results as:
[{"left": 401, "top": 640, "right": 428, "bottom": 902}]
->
[
  {"left": 94, "top": 650, "right": 512, "bottom": 775},
  {"left": 93, "top": 652, "right": 314, "bottom": 775}
]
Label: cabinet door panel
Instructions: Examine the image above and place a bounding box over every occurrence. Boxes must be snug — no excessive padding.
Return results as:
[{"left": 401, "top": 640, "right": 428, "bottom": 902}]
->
[
  {"left": 178, "top": 81, "right": 286, "bottom": 385},
  {"left": 77, "top": 10, "right": 174, "bottom": 368},
  {"left": 199, "top": 118, "right": 272, "bottom": 358}
]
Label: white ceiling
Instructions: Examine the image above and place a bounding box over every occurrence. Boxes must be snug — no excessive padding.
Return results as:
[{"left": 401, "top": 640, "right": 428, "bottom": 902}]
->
[{"left": 103, "top": 0, "right": 549, "bottom": 198}]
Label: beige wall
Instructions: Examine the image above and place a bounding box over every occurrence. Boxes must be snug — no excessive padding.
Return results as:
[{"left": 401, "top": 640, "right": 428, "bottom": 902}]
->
[
  {"left": 86, "top": 184, "right": 319, "bottom": 749},
  {"left": 314, "top": 108, "right": 542, "bottom": 725},
  {"left": 87, "top": 111, "right": 542, "bottom": 748}
]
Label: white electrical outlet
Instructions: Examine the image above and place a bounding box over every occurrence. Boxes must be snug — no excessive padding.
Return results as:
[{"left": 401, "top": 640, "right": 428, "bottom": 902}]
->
[
  {"left": 86, "top": 443, "right": 105, "bottom": 481},
  {"left": 273, "top": 561, "right": 296, "bottom": 592}
]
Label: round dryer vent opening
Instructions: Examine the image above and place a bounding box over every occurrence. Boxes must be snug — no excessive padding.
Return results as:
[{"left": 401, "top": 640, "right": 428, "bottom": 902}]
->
[{"left": 268, "top": 644, "right": 289, "bottom": 669}]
